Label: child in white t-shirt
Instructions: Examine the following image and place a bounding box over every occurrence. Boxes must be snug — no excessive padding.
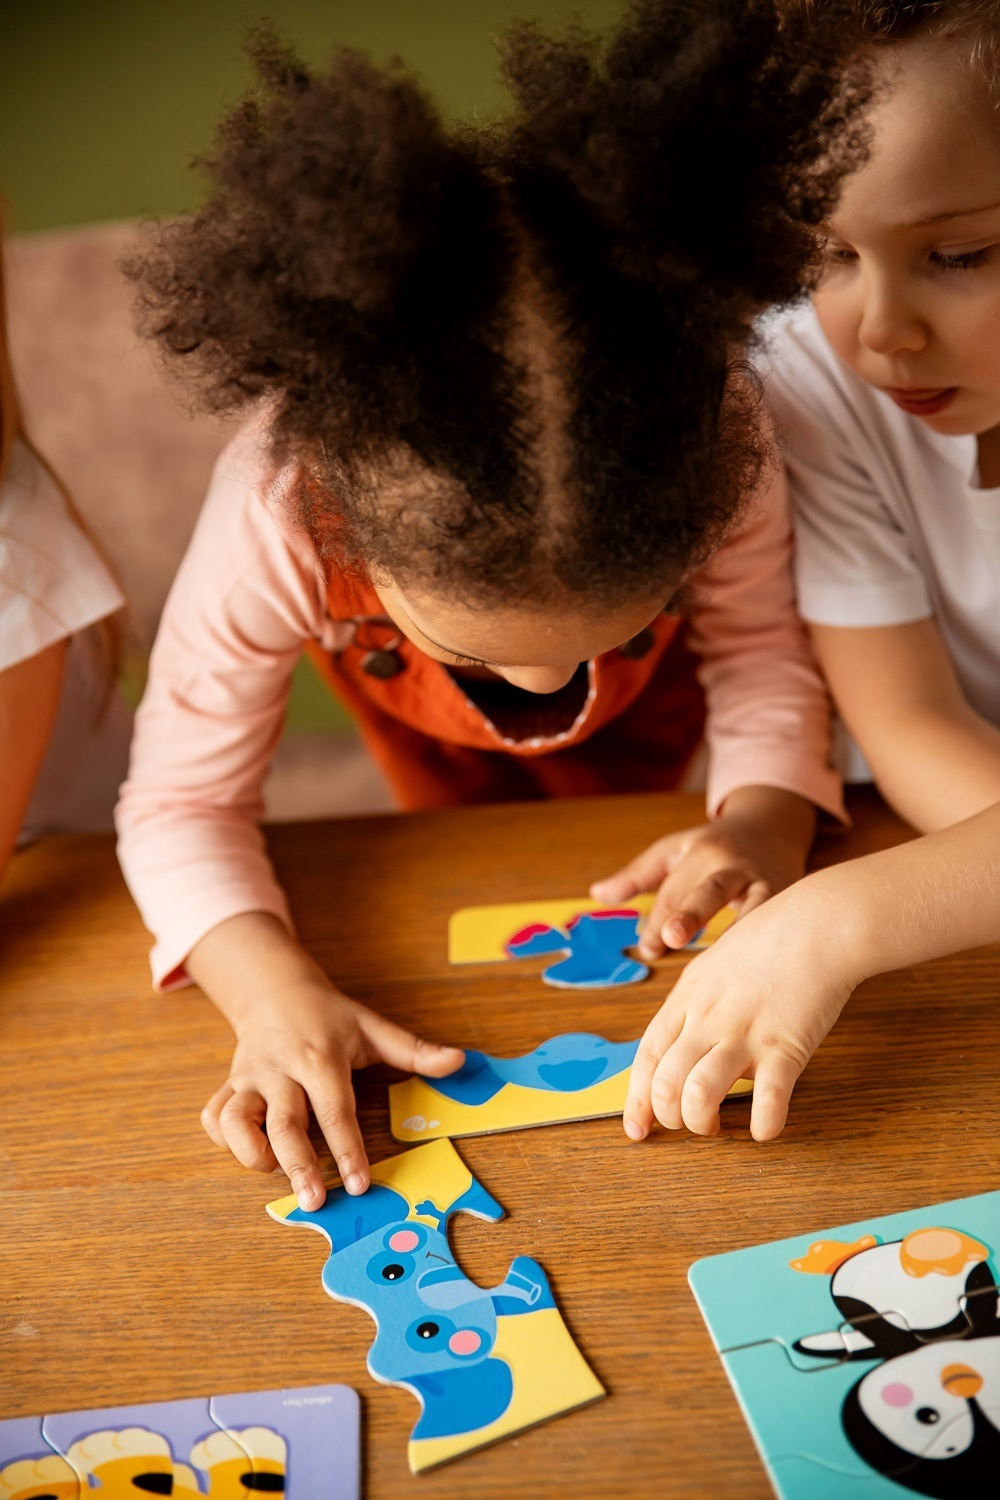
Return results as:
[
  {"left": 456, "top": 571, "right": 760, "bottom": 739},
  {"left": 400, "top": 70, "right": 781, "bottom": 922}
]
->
[
  {"left": 622, "top": 2, "right": 1000, "bottom": 1145},
  {"left": 0, "top": 243, "right": 127, "bottom": 881}
]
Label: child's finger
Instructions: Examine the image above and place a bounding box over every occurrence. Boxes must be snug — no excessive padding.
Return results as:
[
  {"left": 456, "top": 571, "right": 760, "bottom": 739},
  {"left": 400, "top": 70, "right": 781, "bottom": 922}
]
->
[
  {"left": 361, "top": 1010, "right": 465, "bottom": 1078},
  {"left": 218, "top": 1086, "right": 279, "bottom": 1173},
  {"left": 641, "top": 862, "right": 749, "bottom": 957},
  {"left": 307, "top": 1067, "right": 370, "bottom": 1196},
  {"left": 748, "top": 1053, "right": 801, "bottom": 1142},
  {"left": 679, "top": 1044, "right": 751, "bottom": 1137},
  {"left": 650, "top": 1034, "right": 710, "bottom": 1132},
  {"left": 728, "top": 878, "right": 774, "bottom": 922},
  {"left": 264, "top": 1080, "right": 327, "bottom": 1210},
  {"left": 201, "top": 1081, "right": 235, "bottom": 1148},
  {"left": 622, "top": 1003, "right": 684, "bottom": 1140},
  {"left": 589, "top": 837, "right": 676, "bottom": 903}
]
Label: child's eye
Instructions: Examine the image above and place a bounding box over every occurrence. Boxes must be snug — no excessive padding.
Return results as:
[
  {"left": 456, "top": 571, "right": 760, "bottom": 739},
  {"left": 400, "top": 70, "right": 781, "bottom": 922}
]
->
[{"left": 931, "top": 246, "right": 996, "bottom": 272}]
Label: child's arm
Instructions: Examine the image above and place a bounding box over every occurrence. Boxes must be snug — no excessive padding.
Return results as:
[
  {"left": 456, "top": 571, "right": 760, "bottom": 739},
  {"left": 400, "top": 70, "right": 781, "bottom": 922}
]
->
[
  {"left": 624, "top": 798, "right": 1000, "bottom": 1142},
  {"left": 116, "top": 429, "right": 461, "bottom": 1206},
  {"left": 812, "top": 617, "right": 1000, "bottom": 830},
  {"left": 593, "top": 461, "right": 843, "bottom": 952},
  {"left": 0, "top": 641, "right": 66, "bottom": 880}
]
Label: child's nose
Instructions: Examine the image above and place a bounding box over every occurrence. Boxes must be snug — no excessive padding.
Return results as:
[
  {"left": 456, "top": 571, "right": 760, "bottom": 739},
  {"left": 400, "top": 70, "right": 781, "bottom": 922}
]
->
[
  {"left": 501, "top": 664, "right": 580, "bottom": 694},
  {"left": 857, "top": 272, "right": 928, "bottom": 357}
]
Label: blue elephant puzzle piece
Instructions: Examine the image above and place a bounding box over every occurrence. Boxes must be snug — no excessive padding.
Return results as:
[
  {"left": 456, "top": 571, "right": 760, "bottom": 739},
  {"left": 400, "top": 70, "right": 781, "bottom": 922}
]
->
[
  {"left": 505, "top": 910, "right": 649, "bottom": 989},
  {"left": 427, "top": 1032, "right": 639, "bottom": 1105},
  {"left": 271, "top": 1144, "right": 571, "bottom": 1456}
]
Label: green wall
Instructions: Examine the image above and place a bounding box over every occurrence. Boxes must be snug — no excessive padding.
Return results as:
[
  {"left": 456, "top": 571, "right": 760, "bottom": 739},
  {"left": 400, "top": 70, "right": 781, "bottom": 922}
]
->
[{"left": 2, "top": 0, "right": 624, "bottom": 234}]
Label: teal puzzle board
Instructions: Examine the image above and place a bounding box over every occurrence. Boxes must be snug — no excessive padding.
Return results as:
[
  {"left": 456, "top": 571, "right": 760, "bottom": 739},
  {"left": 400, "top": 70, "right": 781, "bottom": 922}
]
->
[{"left": 689, "top": 1189, "right": 1000, "bottom": 1497}]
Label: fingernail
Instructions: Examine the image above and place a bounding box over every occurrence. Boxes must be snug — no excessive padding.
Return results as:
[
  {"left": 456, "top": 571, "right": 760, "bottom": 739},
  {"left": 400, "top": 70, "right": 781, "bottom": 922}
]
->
[
  {"left": 624, "top": 1120, "right": 646, "bottom": 1141},
  {"left": 666, "top": 921, "right": 688, "bottom": 946},
  {"left": 297, "top": 1185, "right": 321, "bottom": 1210},
  {"left": 346, "top": 1172, "right": 367, "bottom": 1195}
]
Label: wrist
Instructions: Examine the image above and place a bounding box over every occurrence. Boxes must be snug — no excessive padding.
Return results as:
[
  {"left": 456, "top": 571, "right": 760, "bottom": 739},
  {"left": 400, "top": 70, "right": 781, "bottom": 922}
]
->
[
  {"left": 783, "top": 865, "right": 876, "bottom": 992},
  {"left": 717, "top": 785, "right": 817, "bottom": 848}
]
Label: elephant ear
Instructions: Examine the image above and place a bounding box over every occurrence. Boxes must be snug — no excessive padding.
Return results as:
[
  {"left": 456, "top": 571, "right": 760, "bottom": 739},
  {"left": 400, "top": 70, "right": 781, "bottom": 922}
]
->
[{"left": 409, "top": 1359, "right": 514, "bottom": 1440}]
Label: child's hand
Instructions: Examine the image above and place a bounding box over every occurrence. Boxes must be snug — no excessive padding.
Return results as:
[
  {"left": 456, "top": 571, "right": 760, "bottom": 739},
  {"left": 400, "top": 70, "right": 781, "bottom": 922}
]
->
[
  {"left": 623, "top": 876, "right": 860, "bottom": 1142},
  {"left": 200, "top": 974, "right": 464, "bottom": 1210},
  {"left": 590, "top": 786, "right": 816, "bottom": 958}
]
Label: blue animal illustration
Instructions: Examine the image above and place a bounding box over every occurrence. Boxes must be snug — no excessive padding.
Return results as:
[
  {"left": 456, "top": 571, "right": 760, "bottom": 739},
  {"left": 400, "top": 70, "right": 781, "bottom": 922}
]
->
[
  {"left": 270, "top": 1169, "right": 553, "bottom": 1441},
  {"left": 505, "top": 909, "right": 647, "bottom": 988},
  {"left": 427, "top": 1032, "right": 639, "bottom": 1106}
]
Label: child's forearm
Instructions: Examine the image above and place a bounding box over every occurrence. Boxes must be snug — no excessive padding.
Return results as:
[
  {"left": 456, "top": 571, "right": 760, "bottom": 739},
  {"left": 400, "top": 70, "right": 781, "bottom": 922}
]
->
[
  {"left": 855, "top": 702, "right": 1000, "bottom": 834},
  {"left": 0, "top": 642, "right": 66, "bottom": 883},
  {"left": 804, "top": 800, "right": 1000, "bottom": 986},
  {"left": 185, "top": 911, "right": 334, "bottom": 1028},
  {"left": 719, "top": 784, "right": 817, "bottom": 855}
]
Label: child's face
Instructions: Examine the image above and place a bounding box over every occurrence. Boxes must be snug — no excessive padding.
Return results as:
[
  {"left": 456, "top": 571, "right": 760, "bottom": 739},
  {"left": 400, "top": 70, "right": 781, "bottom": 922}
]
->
[
  {"left": 812, "top": 37, "right": 1000, "bottom": 436},
  {"left": 373, "top": 578, "right": 669, "bottom": 693}
]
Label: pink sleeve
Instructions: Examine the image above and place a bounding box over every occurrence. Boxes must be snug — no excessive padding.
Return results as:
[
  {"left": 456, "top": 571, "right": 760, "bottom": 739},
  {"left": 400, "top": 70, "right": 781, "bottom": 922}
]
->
[
  {"left": 685, "top": 461, "right": 846, "bottom": 822},
  {"left": 115, "top": 424, "right": 330, "bottom": 989}
]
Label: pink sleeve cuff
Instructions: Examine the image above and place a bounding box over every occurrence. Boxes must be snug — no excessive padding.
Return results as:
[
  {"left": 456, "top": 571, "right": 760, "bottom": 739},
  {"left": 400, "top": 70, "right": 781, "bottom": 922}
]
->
[
  {"left": 151, "top": 884, "right": 294, "bottom": 991},
  {"left": 706, "top": 743, "right": 848, "bottom": 826}
]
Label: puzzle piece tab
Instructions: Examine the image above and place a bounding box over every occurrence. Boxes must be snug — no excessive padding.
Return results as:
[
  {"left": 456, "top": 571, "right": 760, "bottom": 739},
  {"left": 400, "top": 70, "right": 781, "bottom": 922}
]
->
[
  {"left": 390, "top": 1030, "right": 752, "bottom": 1142},
  {"left": 690, "top": 1189, "right": 1000, "bottom": 1495},
  {"left": 448, "top": 896, "right": 734, "bottom": 986},
  {"left": 267, "top": 1138, "right": 604, "bottom": 1472}
]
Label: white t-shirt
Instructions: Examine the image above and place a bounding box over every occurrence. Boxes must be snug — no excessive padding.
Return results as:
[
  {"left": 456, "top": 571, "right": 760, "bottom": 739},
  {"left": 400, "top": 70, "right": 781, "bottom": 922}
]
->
[
  {"left": 0, "top": 441, "right": 130, "bottom": 836},
  {"left": 762, "top": 301, "right": 1000, "bottom": 730}
]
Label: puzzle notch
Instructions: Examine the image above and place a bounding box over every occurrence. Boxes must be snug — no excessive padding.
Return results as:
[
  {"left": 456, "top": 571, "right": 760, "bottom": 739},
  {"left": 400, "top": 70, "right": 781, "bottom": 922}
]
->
[{"left": 267, "top": 1138, "right": 604, "bottom": 1472}]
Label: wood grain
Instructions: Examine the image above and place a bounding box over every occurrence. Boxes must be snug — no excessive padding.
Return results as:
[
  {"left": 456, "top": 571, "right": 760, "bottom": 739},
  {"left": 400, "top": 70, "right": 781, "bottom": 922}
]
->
[{"left": 3, "top": 788, "right": 998, "bottom": 1498}]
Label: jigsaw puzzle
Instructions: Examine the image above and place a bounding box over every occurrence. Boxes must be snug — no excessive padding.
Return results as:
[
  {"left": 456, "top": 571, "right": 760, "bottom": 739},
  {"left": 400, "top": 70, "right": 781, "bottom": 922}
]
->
[
  {"left": 689, "top": 1190, "right": 1000, "bottom": 1496},
  {"left": 448, "top": 896, "right": 734, "bottom": 988},
  {"left": 0, "top": 1387, "right": 359, "bottom": 1500},
  {"left": 267, "top": 1138, "right": 604, "bottom": 1472},
  {"left": 389, "top": 1030, "right": 752, "bottom": 1142}
]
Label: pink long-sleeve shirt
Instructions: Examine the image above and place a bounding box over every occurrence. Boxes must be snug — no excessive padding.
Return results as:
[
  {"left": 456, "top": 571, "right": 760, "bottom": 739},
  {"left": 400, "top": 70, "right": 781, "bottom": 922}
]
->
[{"left": 116, "top": 421, "right": 843, "bottom": 988}]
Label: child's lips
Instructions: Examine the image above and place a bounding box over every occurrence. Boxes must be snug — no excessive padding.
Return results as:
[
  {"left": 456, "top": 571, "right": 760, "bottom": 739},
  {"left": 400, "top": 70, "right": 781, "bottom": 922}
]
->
[{"left": 884, "top": 385, "right": 958, "bottom": 416}]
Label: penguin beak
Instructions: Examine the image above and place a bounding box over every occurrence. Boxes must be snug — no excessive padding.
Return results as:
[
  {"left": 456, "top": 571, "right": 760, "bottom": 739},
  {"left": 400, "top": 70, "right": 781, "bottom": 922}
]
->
[{"left": 940, "top": 1363, "right": 984, "bottom": 1399}]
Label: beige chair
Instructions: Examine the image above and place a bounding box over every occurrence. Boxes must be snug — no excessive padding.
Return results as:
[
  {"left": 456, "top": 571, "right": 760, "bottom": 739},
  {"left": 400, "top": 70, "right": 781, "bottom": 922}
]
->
[{"left": 6, "top": 221, "right": 392, "bottom": 819}]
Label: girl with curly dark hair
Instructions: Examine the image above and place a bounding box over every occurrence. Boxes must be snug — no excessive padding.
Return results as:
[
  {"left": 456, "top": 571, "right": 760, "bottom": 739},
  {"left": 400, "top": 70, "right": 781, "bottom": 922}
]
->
[
  {"left": 117, "top": 1, "right": 862, "bottom": 1205},
  {"left": 626, "top": 1, "right": 1000, "bottom": 1159}
]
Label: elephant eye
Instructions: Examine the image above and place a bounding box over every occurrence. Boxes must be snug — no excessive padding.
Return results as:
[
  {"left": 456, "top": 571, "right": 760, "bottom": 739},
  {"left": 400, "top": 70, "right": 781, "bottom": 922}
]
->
[
  {"left": 382, "top": 1262, "right": 406, "bottom": 1281},
  {"left": 416, "top": 1321, "right": 440, "bottom": 1339},
  {"left": 916, "top": 1408, "right": 940, "bottom": 1425}
]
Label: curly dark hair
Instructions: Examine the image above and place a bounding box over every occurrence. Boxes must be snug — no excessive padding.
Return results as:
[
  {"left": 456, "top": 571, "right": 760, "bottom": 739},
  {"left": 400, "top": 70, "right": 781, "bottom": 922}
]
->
[{"left": 127, "top": 0, "right": 868, "bottom": 609}]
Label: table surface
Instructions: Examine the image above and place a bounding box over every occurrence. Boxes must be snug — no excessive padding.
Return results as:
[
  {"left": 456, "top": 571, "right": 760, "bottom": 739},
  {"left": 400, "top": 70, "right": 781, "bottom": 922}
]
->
[{"left": 3, "top": 788, "right": 998, "bottom": 1498}]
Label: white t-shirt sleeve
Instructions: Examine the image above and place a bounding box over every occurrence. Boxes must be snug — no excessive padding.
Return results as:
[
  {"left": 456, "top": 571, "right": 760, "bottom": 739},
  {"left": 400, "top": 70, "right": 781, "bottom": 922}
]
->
[
  {"left": 0, "top": 442, "right": 124, "bottom": 668},
  {"left": 764, "top": 318, "right": 933, "bottom": 629}
]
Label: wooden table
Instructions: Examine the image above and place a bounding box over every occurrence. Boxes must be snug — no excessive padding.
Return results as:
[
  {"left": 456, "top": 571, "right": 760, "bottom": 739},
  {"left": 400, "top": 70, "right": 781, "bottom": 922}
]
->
[{"left": 3, "top": 789, "right": 999, "bottom": 1497}]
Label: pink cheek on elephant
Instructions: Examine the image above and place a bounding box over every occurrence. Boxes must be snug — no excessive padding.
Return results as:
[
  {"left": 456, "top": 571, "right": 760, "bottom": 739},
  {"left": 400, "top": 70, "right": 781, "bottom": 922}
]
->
[
  {"left": 388, "top": 1230, "right": 421, "bottom": 1252},
  {"left": 881, "top": 1383, "right": 913, "bottom": 1408},
  {"left": 448, "top": 1330, "right": 483, "bottom": 1356}
]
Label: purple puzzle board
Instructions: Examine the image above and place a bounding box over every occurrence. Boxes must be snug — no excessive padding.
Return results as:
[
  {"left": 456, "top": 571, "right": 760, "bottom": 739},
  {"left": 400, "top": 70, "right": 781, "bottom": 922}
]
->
[{"left": 0, "top": 1385, "right": 359, "bottom": 1500}]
